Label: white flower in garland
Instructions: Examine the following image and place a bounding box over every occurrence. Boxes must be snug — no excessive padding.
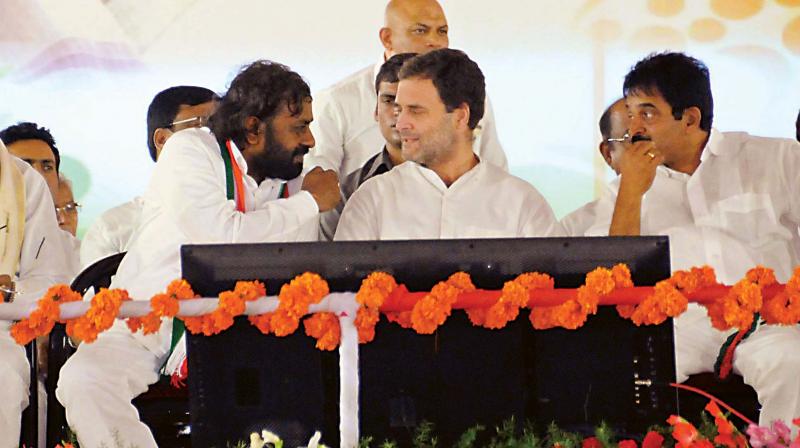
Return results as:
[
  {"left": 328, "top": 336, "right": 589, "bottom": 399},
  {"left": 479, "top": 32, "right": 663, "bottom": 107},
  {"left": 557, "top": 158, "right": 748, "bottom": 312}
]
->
[{"left": 306, "top": 431, "right": 327, "bottom": 448}]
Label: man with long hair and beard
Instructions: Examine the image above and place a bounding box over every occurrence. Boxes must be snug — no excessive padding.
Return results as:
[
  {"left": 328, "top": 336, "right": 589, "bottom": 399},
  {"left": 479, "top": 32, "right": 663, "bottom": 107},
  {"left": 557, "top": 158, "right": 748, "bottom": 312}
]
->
[{"left": 56, "top": 60, "right": 339, "bottom": 448}]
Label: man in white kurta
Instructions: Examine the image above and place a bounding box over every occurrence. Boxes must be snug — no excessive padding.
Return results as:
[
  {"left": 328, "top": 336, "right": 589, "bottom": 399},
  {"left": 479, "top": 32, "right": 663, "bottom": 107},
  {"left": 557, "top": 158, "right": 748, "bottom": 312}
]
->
[
  {"left": 56, "top": 61, "right": 340, "bottom": 448},
  {"left": 336, "top": 49, "right": 560, "bottom": 241},
  {"left": 80, "top": 86, "right": 217, "bottom": 268},
  {"left": 560, "top": 98, "right": 627, "bottom": 237},
  {"left": 306, "top": 0, "right": 507, "bottom": 181},
  {"left": 587, "top": 52, "right": 800, "bottom": 427},
  {"left": 0, "top": 142, "right": 71, "bottom": 448}
]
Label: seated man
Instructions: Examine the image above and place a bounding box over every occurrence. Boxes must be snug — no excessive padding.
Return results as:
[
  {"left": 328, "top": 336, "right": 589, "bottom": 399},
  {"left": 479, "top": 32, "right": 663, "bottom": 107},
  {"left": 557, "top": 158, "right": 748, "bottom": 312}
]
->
[
  {"left": 55, "top": 173, "right": 81, "bottom": 278},
  {"left": 0, "top": 140, "right": 70, "bottom": 447},
  {"left": 560, "top": 98, "right": 627, "bottom": 236},
  {"left": 80, "top": 85, "right": 218, "bottom": 267},
  {"left": 587, "top": 52, "right": 800, "bottom": 426},
  {"left": 320, "top": 52, "right": 415, "bottom": 240},
  {"left": 0, "top": 122, "right": 60, "bottom": 198},
  {"left": 56, "top": 60, "right": 340, "bottom": 448},
  {"left": 335, "top": 49, "right": 561, "bottom": 240}
]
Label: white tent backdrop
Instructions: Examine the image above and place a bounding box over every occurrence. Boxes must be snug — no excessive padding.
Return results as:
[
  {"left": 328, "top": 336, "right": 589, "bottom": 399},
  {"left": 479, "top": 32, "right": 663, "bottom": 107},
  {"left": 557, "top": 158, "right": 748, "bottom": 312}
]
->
[{"left": 1, "top": 0, "right": 799, "bottom": 236}]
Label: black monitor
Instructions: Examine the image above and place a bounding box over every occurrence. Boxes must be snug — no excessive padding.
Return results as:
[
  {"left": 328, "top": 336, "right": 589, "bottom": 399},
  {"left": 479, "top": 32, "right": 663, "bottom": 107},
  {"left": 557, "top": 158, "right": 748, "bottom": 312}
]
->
[{"left": 183, "top": 237, "right": 675, "bottom": 446}]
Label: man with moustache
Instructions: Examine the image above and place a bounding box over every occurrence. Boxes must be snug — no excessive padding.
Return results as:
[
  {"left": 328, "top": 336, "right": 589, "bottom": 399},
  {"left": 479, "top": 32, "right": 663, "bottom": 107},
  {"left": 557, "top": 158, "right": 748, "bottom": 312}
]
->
[
  {"left": 335, "top": 49, "right": 560, "bottom": 241},
  {"left": 560, "top": 98, "right": 628, "bottom": 236},
  {"left": 307, "top": 0, "right": 507, "bottom": 181},
  {"left": 80, "top": 85, "right": 218, "bottom": 267},
  {"left": 56, "top": 60, "right": 340, "bottom": 448},
  {"left": 587, "top": 52, "right": 800, "bottom": 428},
  {"left": 320, "top": 52, "right": 415, "bottom": 240}
]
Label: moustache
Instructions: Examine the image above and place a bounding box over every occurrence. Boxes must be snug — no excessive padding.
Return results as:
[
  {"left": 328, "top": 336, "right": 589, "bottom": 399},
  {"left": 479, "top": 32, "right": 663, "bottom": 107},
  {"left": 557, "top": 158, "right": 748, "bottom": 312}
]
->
[
  {"left": 291, "top": 145, "right": 311, "bottom": 158},
  {"left": 631, "top": 135, "right": 652, "bottom": 143}
]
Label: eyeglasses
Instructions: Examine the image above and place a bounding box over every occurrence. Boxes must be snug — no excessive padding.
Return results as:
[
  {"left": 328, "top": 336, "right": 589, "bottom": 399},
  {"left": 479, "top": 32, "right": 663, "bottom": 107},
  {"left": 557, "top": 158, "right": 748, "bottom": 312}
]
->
[
  {"left": 168, "top": 116, "right": 209, "bottom": 129},
  {"left": 55, "top": 201, "right": 81, "bottom": 215},
  {"left": 606, "top": 133, "right": 630, "bottom": 143}
]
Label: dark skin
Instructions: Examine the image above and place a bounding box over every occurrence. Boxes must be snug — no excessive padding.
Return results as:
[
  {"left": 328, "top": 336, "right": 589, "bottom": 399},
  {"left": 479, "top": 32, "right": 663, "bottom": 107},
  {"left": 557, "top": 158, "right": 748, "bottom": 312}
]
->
[{"left": 241, "top": 100, "right": 340, "bottom": 212}]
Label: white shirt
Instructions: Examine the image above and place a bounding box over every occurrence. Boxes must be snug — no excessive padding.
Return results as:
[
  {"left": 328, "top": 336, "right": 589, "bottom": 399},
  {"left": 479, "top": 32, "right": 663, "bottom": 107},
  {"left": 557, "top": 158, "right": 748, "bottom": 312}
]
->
[
  {"left": 335, "top": 160, "right": 562, "bottom": 240},
  {"left": 80, "top": 197, "right": 142, "bottom": 268},
  {"left": 560, "top": 199, "right": 599, "bottom": 237},
  {"left": 587, "top": 129, "right": 800, "bottom": 284},
  {"left": 306, "top": 63, "right": 509, "bottom": 177},
  {"left": 13, "top": 158, "right": 72, "bottom": 304},
  {"left": 60, "top": 229, "right": 81, "bottom": 280},
  {"left": 111, "top": 128, "right": 320, "bottom": 304}
]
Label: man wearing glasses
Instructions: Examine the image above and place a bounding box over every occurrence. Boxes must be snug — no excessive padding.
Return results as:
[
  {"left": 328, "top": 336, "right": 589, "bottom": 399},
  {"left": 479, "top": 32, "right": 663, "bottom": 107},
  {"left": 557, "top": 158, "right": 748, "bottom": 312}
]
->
[
  {"left": 560, "top": 98, "right": 628, "bottom": 236},
  {"left": 587, "top": 52, "right": 800, "bottom": 428},
  {"left": 80, "top": 85, "right": 217, "bottom": 267},
  {"left": 55, "top": 174, "right": 82, "bottom": 279}
]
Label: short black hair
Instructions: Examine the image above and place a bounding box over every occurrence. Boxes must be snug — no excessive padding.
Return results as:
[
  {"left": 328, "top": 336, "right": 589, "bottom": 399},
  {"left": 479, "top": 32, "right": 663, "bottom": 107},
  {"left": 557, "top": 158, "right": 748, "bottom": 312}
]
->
[
  {"left": 375, "top": 53, "right": 417, "bottom": 94},
  {"left": 399, "top": 48, "right": 485, "bottom": 130},
  {"left": 208, "top": 60, "right": 311, "bottom": 150},
  {"left": 623, "top": 52, "right": 714, "bottom": 132},
  {"left": 146, "top": 85, "right": 218, "bottom": 161},
  {"left": 599, "top": 98, "right": 624, "bottom": 140},
  {"left": 0, "top": 122, "right": 60, "bottom": 171}
]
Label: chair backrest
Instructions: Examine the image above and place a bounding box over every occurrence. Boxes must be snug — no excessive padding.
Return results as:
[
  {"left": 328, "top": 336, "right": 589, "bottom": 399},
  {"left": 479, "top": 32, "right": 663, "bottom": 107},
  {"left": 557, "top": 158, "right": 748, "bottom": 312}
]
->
[{"left": 70, "top": 252, "right": 126, "bottom": 294}]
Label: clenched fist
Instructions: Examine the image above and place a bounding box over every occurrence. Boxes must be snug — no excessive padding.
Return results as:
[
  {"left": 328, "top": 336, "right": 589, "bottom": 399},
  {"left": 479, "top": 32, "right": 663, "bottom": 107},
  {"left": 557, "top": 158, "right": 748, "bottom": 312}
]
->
[{"left": 302, "top": 167, "right": 341, "bottom": 212}]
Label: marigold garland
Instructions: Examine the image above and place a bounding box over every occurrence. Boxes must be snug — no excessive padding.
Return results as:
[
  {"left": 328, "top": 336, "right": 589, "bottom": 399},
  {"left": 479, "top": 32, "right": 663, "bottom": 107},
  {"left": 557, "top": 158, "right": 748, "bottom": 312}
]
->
[
  {"left": 11, "top": 284, "right": 82, "bottom": 345},
  {"left": 304, "top": 312, "right": 341, "bottom": 351},
  {"left": 354, "top": 272, "right": 397, "bottom": 343},
  {"left": 530, "top": 265, "right": 626, "bottom": 330},
  {"left": 248, "top": 273, "right": 329, "bottom": 338},
  {"left": 183, "top": 280, "right": 265, "bottom": 336},
  {"left": 8, "top": 264, "right": 800, "bottom": 350},
  {"left": 127, "top": 279, "right": 196, "bottom": 335},
  {"left": 66, "top": 288, "right": 130, "bottom": 343},
  {"left": 410, "top": 272, "right": 475, "bottom": 334},
  {"left": 623, "top": 266, "right": 716, "bottom": 326},
  {"left": 761, "top": 267, "right": 800, "bottom": 325},
  {"left": 704, "top": 266, "right": 772, "bottom": 331},
  {"left": 467, "top": 272, "right": 554, "bottom": 329}
]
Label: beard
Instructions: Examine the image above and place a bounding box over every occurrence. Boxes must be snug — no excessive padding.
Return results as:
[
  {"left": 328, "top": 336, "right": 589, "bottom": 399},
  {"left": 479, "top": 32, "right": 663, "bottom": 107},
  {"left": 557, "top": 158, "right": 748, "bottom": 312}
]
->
[
  {"left": 250, "top": 127, "right": 309, "bottom": 181},
  {"left": 401, "top": 115, "right": 456, "bottom": 167}
]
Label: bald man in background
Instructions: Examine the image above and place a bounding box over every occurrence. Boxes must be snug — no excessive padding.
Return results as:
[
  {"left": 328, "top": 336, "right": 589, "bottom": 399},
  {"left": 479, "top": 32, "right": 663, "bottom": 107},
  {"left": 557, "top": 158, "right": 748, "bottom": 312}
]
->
[{"left": 306, "top": 0, "right": 508, "bottom": 187}]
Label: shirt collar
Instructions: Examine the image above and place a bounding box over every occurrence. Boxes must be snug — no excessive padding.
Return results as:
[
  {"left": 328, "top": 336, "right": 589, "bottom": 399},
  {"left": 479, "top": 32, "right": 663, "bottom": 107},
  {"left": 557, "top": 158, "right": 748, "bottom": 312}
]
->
[
  {"left": 362, "top": 146, "right": 396, "bottom": 180},
  {"left": 700, "top": 128, "right": 723, "bottom": 161}
]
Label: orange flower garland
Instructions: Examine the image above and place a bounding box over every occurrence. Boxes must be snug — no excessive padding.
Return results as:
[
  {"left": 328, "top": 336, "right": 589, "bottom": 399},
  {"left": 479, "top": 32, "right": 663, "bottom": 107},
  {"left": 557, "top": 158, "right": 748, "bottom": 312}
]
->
[
  {"left": 704, "top": 266, "right": 772, "bottom": 331},
  {"left": 248, "top": 273, "right": 329, "bottom": 337},
  {"left": 762, "top": 267, "right": 800, "bottom": 325},
  {"left": 467, "top": 272, "right": 554, "bottom": 329},
  {"left": 11, "top": 284, "right": 81, "bottom": 345},
  {"left": 354, "top": 272, "right": 397, "bottom": 343},
  {"left": 530, "top": 265, "right": 625, "bottom": 330},
  {"left": 66, "top": 288, "right": 130, "bottom": 343},
  {"left": 183, "top": 280, "right": 265, "bottom": 336},
  {"left": 304, "top": 312, "right": 341, "bottom": 350},
  {"left": 127, "top": 279, "right": 196, "bottom": 335},
  {"left": 622, "top": 266, "right": 716, "bottom": 326},
  {"left": 409, "top": 272, "right": 475, "bottom": 334}
]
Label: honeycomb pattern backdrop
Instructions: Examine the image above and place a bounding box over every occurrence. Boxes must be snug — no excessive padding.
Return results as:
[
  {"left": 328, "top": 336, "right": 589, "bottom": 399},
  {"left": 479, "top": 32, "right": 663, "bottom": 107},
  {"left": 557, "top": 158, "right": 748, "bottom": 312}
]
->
[{"left": 1, "top": 0, "right": 799, "bottom": 237}]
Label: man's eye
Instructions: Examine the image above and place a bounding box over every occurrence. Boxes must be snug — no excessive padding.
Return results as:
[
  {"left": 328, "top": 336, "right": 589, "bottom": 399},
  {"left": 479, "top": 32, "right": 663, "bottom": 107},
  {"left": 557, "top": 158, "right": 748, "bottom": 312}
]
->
[
  {"left": 438, "top": 28, "right": 448, "bottom": 35},
  {"left": 42, "top": 165, "right": 53, "bottom": 172},
  {"left": 411, "top": 28, "right": 426, "bottom": 35}
]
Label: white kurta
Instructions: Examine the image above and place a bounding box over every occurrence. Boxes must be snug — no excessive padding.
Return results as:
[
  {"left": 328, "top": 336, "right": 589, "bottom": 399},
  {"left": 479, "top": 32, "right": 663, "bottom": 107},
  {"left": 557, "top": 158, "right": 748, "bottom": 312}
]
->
[
  {"left": 335, "top": 161, "right": 562, "bottom": 240},
  {"left": 79, "top": 197, "right": 142, "bottom": 268},
  {"left": 1, "top": 158, "right": 71, "bottom": 448},
  {"left": 56, "top": 128, "right": 320, "bottom": 448},
  {"left": 306, "top": 63, "right": 509, "bottom": 177},
  {"left": 560, "top": 199, "right": 599, "bottom": 237},
  {"left": 587, "top": 129, "right": 800, "bottom": 426}
]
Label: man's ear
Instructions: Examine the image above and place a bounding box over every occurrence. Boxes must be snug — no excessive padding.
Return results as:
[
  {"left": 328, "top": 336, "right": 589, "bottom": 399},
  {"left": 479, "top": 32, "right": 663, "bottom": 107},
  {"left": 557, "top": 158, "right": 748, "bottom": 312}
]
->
[
  {"left": 454, "top": 103, "right": 470, "bottom": 130},
  {"left": 379, "top": 27, "right": 392, "bottom": 53},
  {"left": 244, "top": 116, "right": 262, "bottom": 145},
  {"left": 683, "top": 106, "right": 702, "bottom": 130},
  {"left": 153, "top": 128, "right": 172, "bottom": 154},
  {"left": 599, "top": 142, "right": 613, "bottom": 166}
]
